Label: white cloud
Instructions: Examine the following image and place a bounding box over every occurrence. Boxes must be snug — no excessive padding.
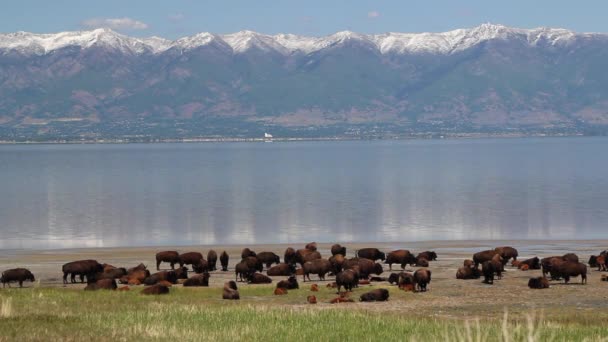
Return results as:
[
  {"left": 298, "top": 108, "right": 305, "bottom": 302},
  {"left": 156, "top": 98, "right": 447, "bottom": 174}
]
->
[
  {"left": 367, "top": 11, "right": 380, "bottom": 19},
  {"left": 82, "top": 17, "right": 149, "bottom": 31}
]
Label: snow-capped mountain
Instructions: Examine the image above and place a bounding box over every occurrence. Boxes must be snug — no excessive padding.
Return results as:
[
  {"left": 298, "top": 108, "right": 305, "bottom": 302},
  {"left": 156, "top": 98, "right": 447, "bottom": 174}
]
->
[
  {"left": 0, "top": 23, "right": 602, "bottom": 56},
  {"left": 1, "top": 23, "right": 607, "bottom": 140}
]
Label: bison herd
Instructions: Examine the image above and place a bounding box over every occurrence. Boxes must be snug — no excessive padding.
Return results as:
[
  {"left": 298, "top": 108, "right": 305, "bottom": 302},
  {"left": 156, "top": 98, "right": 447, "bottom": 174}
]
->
[{"left": 1, "top": 244, "right": 607, "bottom": 305}]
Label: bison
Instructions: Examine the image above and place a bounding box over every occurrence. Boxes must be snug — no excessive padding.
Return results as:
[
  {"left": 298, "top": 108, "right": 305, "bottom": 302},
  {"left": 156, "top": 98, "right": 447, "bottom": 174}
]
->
[
  {"left": 241, "top": 248, "right": 256, "bottom": 259},
  {"left": 494, "top": 246, "right": 518, "bottom": 264},
  {"left": 307, "top": 295, "right": 317, "bottom": 304},
  {"left": 183, "top": 272, "right": 210, "bottom": 287},
  {"left": 155, "top": 251, "right": 180, "bottom": 270},
  {"left": 302, "top": 259, "right": 332, "bottom": 281},
  {"left": 256, "top": 252, "right": 281, "bottom": 269},
  {"left": 207, "top": 250, "right": 218, "bottom": 271},
  {"left": 357, "top": 248, "right": 386, "bottom": 262},
  {"left": 528, "top": 277, "right": 550, "bottom": 289},
  {"left": 222, "top": 281, "right": 239, "bottom": 300},
  {"left": 416, "top": 251, "right": 438, "bottom": 261},
  {"left": 413, "top": 269, "right": 431, "bottom": 292},
  {"left": 284, "top": 247, "right": 297, "bottom": 266},
  {"left": 95, "top": 267, "right": 127, "bottom": 280},
  {"left": 344, "top": 258, "right": 383, "bottom": 279},
  {"left": 241, "top": 256, "right": 263, "bottom": 272},
  {"left": 360, "top": 288, "right": 389, "bottom": 302},
  {"left": 274, "top": 288, "right": 288, "bottom": 295},
  {"left": 84, "top": 278, "right": 116, "bottom": 291},
  {"left": 456, "top": 266, "right": 481, "bottom": 280},
  {"left": 179, "top": 252, "right": 204, "bottom": 270},
  {"left": 555, "top": 262, "right": 587, "bottom": 284},
  {"left": 191, "top": 259, "right": 209, "bottom": 274},
  {"left": 562, "top": 253, "right": 579, "bottom": 263},
  {"left": 295, "top": 249, "right": 322, "bottom": 266},
  {"left": 220, "top": 251, "right": 229, "bottom": 271},
  {"left": 329, "top": 254, "right": 346, "bottom": 274},
  {"left": 267, "top": 263, "right": 296, "bottom": 276},
  {"left": 335, "top": 269, "right": 359, "bottom": 293},
  {"left": 247, "top": 272, "right": 272, "bottom": 284},
  {"left": 463, "top": 259, "right": 475, "bottom": 268},
  {"left": 473, "top": 250, "right": 498, "bottom": 268},
  {"left": 141, "top": 284, "right": 169, "bottom": 295},
  {"left": 519, "top": 257, "right": 541, "bottom": 270},
  {"left": 235, "top": 261, "right": 255, "bottom": 282},
  {"left": 482, "top": 260, "right": 502, "bottom": 284},
  {"left": 143, "top": 271, "right": 178, "bottom": 285},
  {"left": 385, "top": 250, "right": 416, "bottom": 270},
  {"left": 1, "top": 268, "right": 35, "bottom": 288},
  {"left": 331, "top": 244, "right": 346, "bottom": 256},
  {"left": 276, "top": 275, "right": 299, "bottom": 290},
  {"left": 62, "top": 260, "right": 103, "bottom": 284},
  {"left": 305, "top": 242, "right": 318, "bottom": 251},
  {"left": 415, "top": 258, "right": 430, "bottom": 267}
]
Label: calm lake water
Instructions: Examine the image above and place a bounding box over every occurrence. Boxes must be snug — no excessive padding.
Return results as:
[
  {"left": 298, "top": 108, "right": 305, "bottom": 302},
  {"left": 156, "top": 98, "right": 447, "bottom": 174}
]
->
[{"left": 1, "top": 137, "right": 607, "bottom": 249}]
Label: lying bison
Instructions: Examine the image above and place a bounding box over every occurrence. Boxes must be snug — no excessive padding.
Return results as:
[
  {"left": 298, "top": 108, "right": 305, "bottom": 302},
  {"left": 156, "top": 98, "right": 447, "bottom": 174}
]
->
[
  {"left": 141, "top": 284, "right": 169, "bottom": 295},
  {"left": 276, "top": 275, "right": 299, "bottom": 290},
  {"left": 183, "top": 273, "right": 210, "bottom": 287},
  {"left": 84, "top": 278, "right": 117, "bottom": 291},
  {"left": 1, "top": 268, "right": 35, "bottom": 288},
  {"left": 416, "top": 251, "right": 438, "bottom": 261},
  {"left": 62, "top": 260, "right": 103, "bottom": 284},
  {"left": 385, "top": 250, "right": 416, "bottom": 270},
  {"left": 360, "top": 289, "right": 389, "bottom": 302},
  {"left": 223, "top": 281, "right": 239, "bottom": 300},
  {"left": 256, "top": 252, "right": 281, "bottom": 269},
  {"left": 331, "top": 244, "right": 346, "bottom": 256},
  {"left": 357, "top": 248, "right": 386, "bottom": 262},
  {"left": 413, "top": 269, "right": 431, "bottom": 292},
  {"left": 220, "top": 251, "right": 229, "bottom": 271},
  {"left": 519, "top": 257, "right": 541, "bottom": 270},
  {"left": 155, "top": 251, "right": 180, "bottom": 270},
  {"left": 143, "top": 270, "right": 178, "bottom": 285},
  {"left": 247, "top": 272, "right": 272, "bottom": 284},
  {"left": 528, "top": 277, "right": 550, "bottom": 289},
  {"left": 267, "top": 263, "right": 296, "bottom": 276},
  {"left": 303, "top": 259, "right": 332, "bottom": 282},
  {"left": 207, "top": 250, "right": 218, "bottom": 271},
  {"left": 456, "top": 266, "right": 481, "bottom": 280}
]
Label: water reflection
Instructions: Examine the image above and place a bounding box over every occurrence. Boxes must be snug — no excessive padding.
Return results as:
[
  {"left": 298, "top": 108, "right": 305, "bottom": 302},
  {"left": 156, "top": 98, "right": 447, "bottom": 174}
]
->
[{"left": 0, "top": 138, "right": 607, "bottom": 249}]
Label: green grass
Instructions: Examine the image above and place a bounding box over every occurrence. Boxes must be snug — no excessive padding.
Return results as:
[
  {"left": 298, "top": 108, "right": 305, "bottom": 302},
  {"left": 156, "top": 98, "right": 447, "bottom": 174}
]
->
[{"left": 0, "top": 287, "right": 606, "bottom": 341}]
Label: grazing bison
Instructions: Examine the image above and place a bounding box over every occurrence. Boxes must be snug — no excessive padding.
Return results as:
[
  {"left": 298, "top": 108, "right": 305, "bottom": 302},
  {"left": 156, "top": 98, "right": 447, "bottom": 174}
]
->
[
  {"left": 191, "top": 259, "right": 210, "bottom": 274},
  {"left": 235, "top": 262, "right": 255, "bottom": 282},
  {"left": 494, "top": 246, "right": 518, "bottom": 264},
  {"left": 241, "top": 248, "right": 256, "bottom": 259},
  {"left": 331, "top": 244, "right": 346, "bottom": 256},
  {"left": 360, "top": 289, "right": 389, "bottom": 302},
  {"left": 256, "top": 252, "right": 281, "bottom": 269},
  {"left": 413, "top": 269, "right": 431, "bottom": 292},
  {"left": 335, "top": 269, "right": 359, "bottom": 293},
  {"left": 284, "top": 247, "right": 297, "bottom": 266},
  {"left": 528, "top": 277, "right": 550, "bottom": 289},
  {"left": 143, "top": 271, "right": 178, "bottom": 285},
  {"left": 329, "top": 254, "right": 346, "bottom": 274},
  {"left": 267, "top": 263, "right": 296, "bottom": 276},
  {"left": 556, "top": 262, "right": 587, "bottom": 284},
  {"left": 456, "top": 266, "right": 481, "bottom": 280},
  {"left": 84, "top": 278, "right": 117, "bottom": 291},
  {"left": 357, "top": 248, "right": 386, "bottom": 262},
  {"left": 141, "top": 284, "right": 169, "bottom": 295},
  {"left": 473, "top": 250, "right": 498, "bottom": 268},
  {"left": 482, "top": 260, "right": 502, "bottom": 284},
  {"left": 220, "top": 251, "right": 229, "bottom": 271},
  {"left": 305, "top": 242, "right": 318, "bottom": 251},
  {"left": 416, "top": 251, "right": 438, "bottom": 261},
  {"left": 62, "top": 260, "right": 103, "bottom": 284},
  {"left": 179, "top": 252, "right": 204, "bottom": 269},
  {"left": 385, "top": 250, "right": 416, "bottom": 270},
  {"left": 155, "top": 251, "right": 180, "bottom": 271},
  {"left": 222, "top": 281, "right": 239, "bottom": 300},
  {"left": 247, "top": 272, "right": 272, "bottom": 284},
  {"left": 344, "top": 258, "right": 383, "bottom": 279},
  {"left": 303, "top": 259, "right": 332, "bottom": 282},
  {"left": 276, "top": 275, "right": 299, "bottom": 290},
  {"left": 207, "top": 250, "right": 218, "bottom": 271},
  {"left": 1, "top": 268, "right": 35, "bottom": 288},
  {"left": 519, "top": 257, "right": 541, "bottom": 270},
  {"left": 183, "top": 272, "right": 210, "bottom": 287},
  {"left": 295, "top": 249, "right": 322, "bottom": 266}
]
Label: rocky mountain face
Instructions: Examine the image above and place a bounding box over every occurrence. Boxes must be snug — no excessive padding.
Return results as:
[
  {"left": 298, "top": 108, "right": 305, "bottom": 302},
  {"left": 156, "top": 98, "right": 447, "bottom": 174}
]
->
[{"left": 1, "top": 24, "right": 607, "bottom": 140}]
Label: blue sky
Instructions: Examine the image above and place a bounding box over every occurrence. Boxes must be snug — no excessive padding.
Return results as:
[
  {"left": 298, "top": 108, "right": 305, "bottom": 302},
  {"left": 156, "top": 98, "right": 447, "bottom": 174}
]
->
[{"left": 1, "top": 0, "right": 606, "bottom": 38}]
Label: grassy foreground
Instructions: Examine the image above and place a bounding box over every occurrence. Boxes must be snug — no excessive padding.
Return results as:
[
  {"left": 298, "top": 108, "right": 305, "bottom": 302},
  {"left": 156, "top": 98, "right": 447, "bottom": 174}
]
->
[{"left": 0, "top": 286, "right": 607, "bottom": 341}]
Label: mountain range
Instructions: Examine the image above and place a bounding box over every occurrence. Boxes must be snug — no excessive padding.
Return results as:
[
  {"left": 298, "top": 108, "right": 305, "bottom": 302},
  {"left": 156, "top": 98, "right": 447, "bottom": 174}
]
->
[{"left": 1, "top": 23, "right": 608, "bottom": 140}]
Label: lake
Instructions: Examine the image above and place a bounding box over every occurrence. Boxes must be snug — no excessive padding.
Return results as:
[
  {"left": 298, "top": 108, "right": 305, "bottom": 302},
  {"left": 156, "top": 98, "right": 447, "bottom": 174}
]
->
[{"left": 1, "top": 137, "right": 607, "bottom": 249}]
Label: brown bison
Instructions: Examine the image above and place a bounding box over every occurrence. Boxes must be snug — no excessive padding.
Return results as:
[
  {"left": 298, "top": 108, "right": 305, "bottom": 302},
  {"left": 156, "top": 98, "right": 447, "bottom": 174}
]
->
[
  {"left": 482, "top": 260, "right": 502, "bottom": 284},
  {"left": 241, "top": 248, "right": 256, "bottom": 259},
  {"left": 520, "top": 264, "right": 530, "bottom": 271},
  {"left": 415, "top": 258, "right": 429, "bottom": 267},
  {"left": 385, "top": 250, "right": 416, "bottom": 270},
  {"left": 416, "top": 251, "right": 438, "bottom": 261},
  {"left": 541, "top": 256, "right": 564, "bottom": 279},
  {"left": 329, "top": 254, "right": 346, "bottom": 274},
  {"left": 143, "top": 270, "right": 178, "bottom": 285},
  {"left": 413, "top": 269, "right": 431, "bottom": 292},
  {"left": 305, "top": 242, "right": 318, "bottom": 251},
  {"left": 274, "top": 288, "right": 288, "bottom": 295},
  {"left": 596, "top": 255, "right": 607, "bottom": 271},
  {"left": 155, "top": 251, "right": 180, "bottom": 270},
  {"left": 284, "top": 247, "right": 297, "bottom": 265},
  {"left": 183, "top": 272, "right": 210, "bottom": 287},
  {"left": 360, "top": 288, "right": 389, "bottom": 302},
  {"left": 330, "top": 296, "right": 354, "bottom": 304},
  {"left": 256, "top": 252, "right": 281, "bottom": 269},
  {"left": 276, "top": 275, "right": 299, "bottom": 290},
  {"left": 235, "top": 261, "right": 255, "bottom": 282},
  {"left": 556, "top": 262, "right": 587, "bottom": 284},
  {"left": 141, "top": 284, "right": 169, "bottom": 295},
  {"left": 562, "top": 253, "right": 579, "bottom": 263},
  {"left": 241, "top": 256, "right": 263, "bottom": 272},
  {"left": 267, "top": 263, "right": 296, "bottom": 276},
  {"left": 1, "top": 268, "right": 35, "bottom": 288},
  {"left": 247, "top": 272, "right": 272, "bottom": 284},
  {"left": 335, "top": 269, "right": 359, "bottom": 293},
  {"left": 370, "top": 276, "right": 387, "bottom": 282},
  {"left": 473, "top": 250, "right": 498, "bottom": 268},
  {"left": 84, "top": 278, "right": 117, "bottom": 291},
  {"left": 295, "top": 249, "right": 322, "bottom": 266},
  {"left": 528, "top": 277, "right": 550, "bottom": 289},
  {"left": 494, "top": 246, "right": 518, "bottom": 264},
  {"left": 220, "top": 251, "right": 229, "bottom": 271},
  {"left": 310, "top": 284, "right": 319, "bottom": 291},
  {"left": 357, "top": 248, "right": 386, "bottom": 262},
  {"left": 397, "top": 272, "right": 415, "bottom": 289},
  {"left": 95, "top": 267, "right": 127, "bottom": 280},
  {"left": 344, "top": 258, "right": 383, "bottom": 279},
  {"left": 179, "top": 252, "right": 204, "bottom": 269},
  {"left": 307, "top": 295, "right": 317, "bottom": 304},
  {"left": 463, "top": 259, "right": 475, "bottom": 268},
  {"left": 331, "top": 244, "right": 346, "bottom": 256},
  {"left": 303, "top": 259, "right": 332, "bottom": 281},
  {"left": 222, "top": 281, "right": 239, "bottom": 300},
  {"left": 207, "top": 250, "right": 218, "bottom": 271},
  {"left": 128, "top": 263, "right": 147, "bottom": 273},
  {"left": 191, "top": 259, "right": 210, "bottom": 274},
  {"left": 456, "top": 266, "right": 481, "bottom": 280},
  {"left": 120, "top": 268, "right": 150, "bottom": 285},
  {"left": 387, "top": 272, "right": 400, "bottom": 285},
  {"left": 62, "top": 260, "right": 103, "bottom": 284}
]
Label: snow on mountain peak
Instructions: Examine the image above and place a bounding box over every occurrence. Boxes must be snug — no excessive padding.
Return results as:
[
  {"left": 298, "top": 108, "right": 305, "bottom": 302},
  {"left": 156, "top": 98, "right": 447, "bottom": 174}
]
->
[{"left": 0, "top": 24, "right": 603, "bottom": 56}]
